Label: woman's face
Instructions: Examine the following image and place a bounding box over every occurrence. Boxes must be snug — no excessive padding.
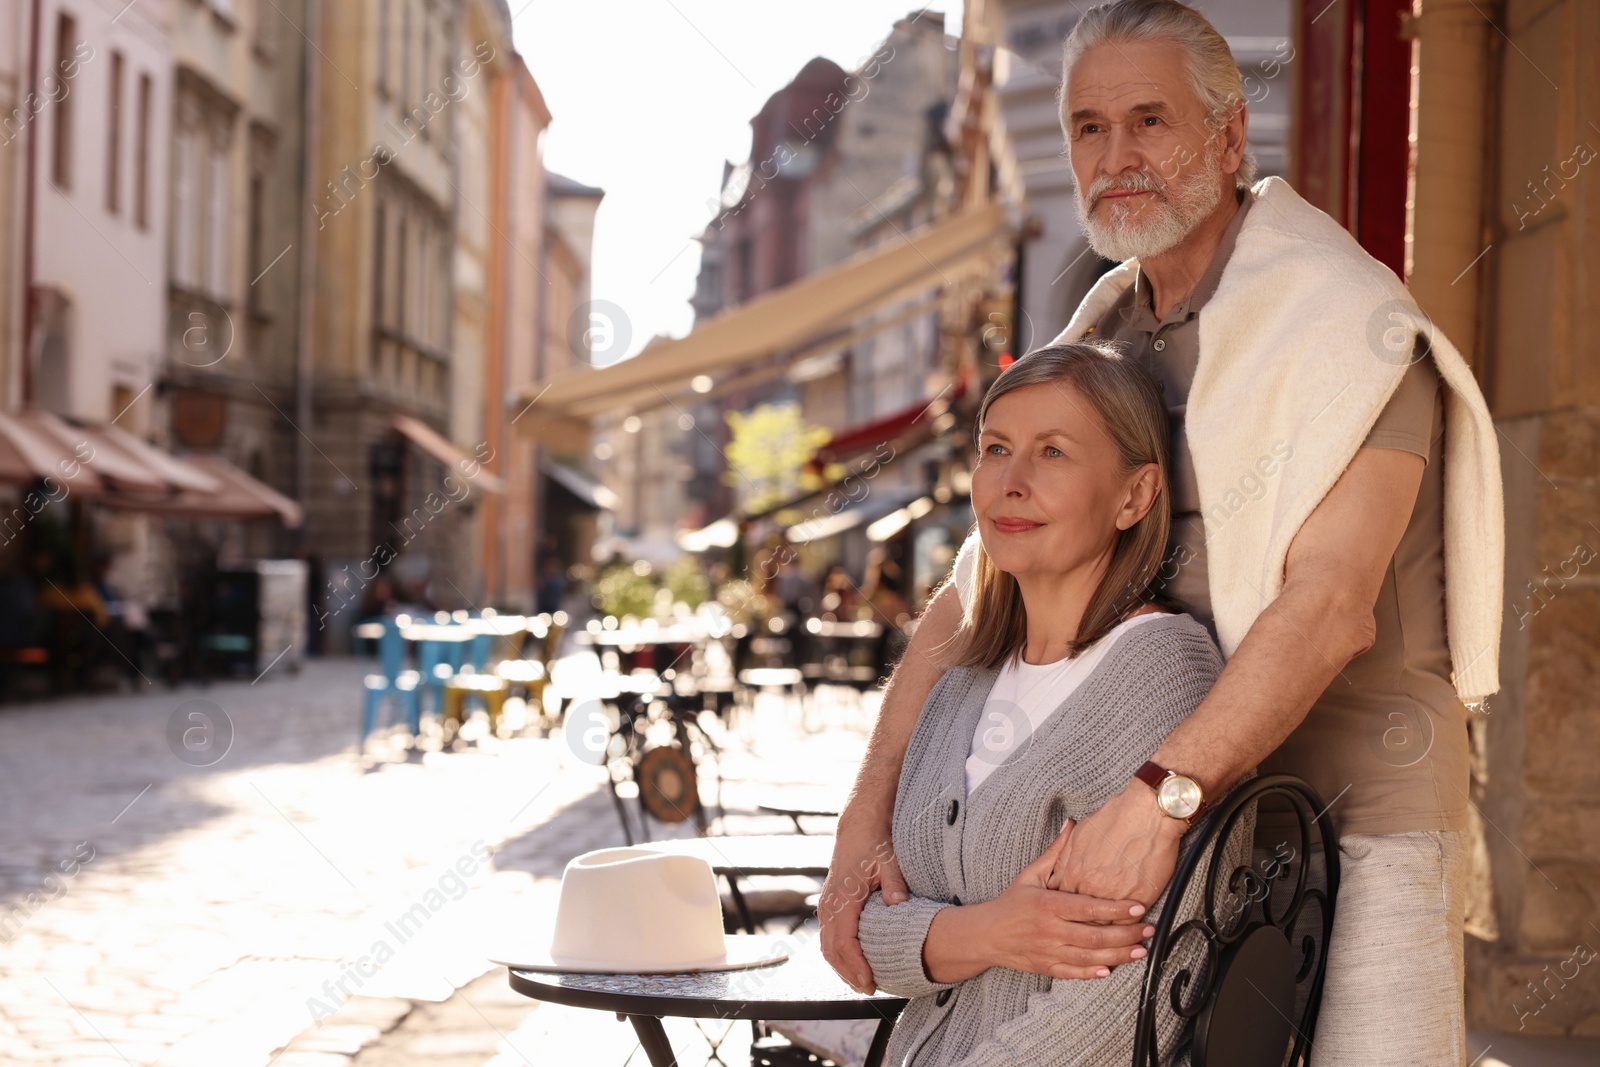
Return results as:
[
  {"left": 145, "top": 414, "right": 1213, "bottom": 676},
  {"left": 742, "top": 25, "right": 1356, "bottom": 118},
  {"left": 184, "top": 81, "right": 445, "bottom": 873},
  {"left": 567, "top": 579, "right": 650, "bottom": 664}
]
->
[{"left": 971, "top": 380, "right": 1157, "bottom": 583}]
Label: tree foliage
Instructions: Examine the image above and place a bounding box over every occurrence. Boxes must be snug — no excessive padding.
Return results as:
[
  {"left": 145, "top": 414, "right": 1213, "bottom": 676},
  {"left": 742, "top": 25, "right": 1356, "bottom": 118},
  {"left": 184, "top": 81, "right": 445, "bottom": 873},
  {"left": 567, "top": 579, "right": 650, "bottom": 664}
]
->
[{"left": 722, "top": 402, "right": 831, "bottom": 515}]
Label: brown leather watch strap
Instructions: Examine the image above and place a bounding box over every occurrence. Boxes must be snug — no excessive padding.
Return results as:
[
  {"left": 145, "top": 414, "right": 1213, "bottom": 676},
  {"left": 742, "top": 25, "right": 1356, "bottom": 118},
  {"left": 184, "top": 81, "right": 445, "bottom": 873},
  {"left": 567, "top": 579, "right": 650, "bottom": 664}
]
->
[{"left": 1134, "top": 760, "right": 1169, "bottom": 791}]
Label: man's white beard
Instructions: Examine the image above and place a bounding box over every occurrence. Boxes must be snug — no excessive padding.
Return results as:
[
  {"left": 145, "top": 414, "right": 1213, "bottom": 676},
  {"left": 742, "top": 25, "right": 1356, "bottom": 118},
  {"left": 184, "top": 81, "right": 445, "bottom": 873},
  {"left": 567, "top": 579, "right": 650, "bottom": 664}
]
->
[{"left": 1074, "top": 145, "right": 1227, "bottom": 262}]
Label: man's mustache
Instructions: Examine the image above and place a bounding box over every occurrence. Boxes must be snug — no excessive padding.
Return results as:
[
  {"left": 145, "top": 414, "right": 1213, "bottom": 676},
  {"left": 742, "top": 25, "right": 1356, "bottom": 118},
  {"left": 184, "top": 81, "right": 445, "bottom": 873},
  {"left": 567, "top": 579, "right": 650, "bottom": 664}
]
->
[{"left": 1083, "top": 171, "right": 1168, "bottom": 211}]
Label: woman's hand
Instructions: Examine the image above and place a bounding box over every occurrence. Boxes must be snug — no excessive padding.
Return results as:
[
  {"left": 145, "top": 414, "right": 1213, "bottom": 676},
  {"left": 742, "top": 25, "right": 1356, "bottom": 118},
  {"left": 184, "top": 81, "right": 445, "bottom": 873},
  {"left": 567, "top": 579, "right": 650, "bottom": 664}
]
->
[{"left": 923, "top": 820, "right": 1155, "bottom": 984}]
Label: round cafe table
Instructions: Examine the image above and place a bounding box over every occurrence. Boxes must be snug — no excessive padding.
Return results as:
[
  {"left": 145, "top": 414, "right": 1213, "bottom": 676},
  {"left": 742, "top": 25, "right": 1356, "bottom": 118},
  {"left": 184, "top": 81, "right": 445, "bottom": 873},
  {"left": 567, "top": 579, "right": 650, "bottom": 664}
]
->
[{"left": 507, "top": 944, "right": 906, "bottom": 1067}]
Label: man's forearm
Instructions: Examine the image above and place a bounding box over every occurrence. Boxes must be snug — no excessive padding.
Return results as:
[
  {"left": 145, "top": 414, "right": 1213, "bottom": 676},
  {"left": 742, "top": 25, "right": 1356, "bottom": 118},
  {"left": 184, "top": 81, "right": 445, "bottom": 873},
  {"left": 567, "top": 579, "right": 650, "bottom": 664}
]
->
[
  {"left": 842, "top": 580, "right": 964, "bottom": 818},
  {"left": 1151, "top": 576, "right": 1374, "bottom": 796},
  {"left": 1052, "top": 448, "right": 1421, "bottom": 902}
]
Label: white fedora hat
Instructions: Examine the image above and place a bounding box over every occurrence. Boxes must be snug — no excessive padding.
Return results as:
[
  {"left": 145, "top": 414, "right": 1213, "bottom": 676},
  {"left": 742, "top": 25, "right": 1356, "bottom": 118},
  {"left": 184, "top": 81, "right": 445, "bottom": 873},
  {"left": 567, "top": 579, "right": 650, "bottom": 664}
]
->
[{"left": 491, "top": 846, "right": 789, "bottom": 974}]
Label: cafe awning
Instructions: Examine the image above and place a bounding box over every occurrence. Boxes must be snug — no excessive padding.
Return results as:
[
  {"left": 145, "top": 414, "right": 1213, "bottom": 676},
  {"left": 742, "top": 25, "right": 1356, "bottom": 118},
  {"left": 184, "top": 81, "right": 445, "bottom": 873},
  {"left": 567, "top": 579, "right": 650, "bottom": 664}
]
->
[
  {"left": 0, "top": 411, "right": 105, "bottom": 493},
  {"left": 785, "top": 487, "right": 925, "bottom": 545},
  {"left": 513, "top": 202, "right": 1009, "bottom": 446},
  {"left": 541, "top": 459, "right": 618, "bottom": 511},
  {"left": 100, "top": 454, "right": 305, "bottom": 527},
  {"left": 392, "top": 414, "right": 507, "bottom": 494},
  {"left": 0, "top": 411, "right": 222, "bottom": 497},
  {"left": 0, "top": 410, "right": 302, "bottom": 526}
]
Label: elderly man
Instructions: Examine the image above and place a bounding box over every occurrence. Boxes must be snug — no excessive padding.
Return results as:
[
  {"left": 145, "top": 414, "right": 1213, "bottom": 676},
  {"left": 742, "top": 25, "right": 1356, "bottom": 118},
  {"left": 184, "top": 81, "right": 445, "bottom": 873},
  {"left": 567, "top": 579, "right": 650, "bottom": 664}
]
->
[{"left": 819, "top": 2, "right": 1503, "bottom": 1064}]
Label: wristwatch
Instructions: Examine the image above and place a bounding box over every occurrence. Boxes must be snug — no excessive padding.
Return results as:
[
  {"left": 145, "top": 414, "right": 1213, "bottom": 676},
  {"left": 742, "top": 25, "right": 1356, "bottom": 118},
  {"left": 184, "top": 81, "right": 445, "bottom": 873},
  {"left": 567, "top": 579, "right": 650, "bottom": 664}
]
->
[{"left": 1134, "top": 760, "right": 1206, "bottom": 824}]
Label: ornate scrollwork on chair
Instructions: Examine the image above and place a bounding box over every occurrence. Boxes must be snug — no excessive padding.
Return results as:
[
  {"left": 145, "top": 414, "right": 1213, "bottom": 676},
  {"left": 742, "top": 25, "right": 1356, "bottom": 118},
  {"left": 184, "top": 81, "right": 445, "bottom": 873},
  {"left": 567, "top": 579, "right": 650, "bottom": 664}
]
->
[{"left": 1131, "top": 774, "right": 1341, "bottom": 1067}]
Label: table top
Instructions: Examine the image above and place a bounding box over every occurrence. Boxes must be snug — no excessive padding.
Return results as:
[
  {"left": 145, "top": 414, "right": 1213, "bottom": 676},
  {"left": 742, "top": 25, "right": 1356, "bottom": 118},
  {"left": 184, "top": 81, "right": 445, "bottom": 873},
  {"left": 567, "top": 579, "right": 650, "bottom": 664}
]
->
[
  {"left": 580, "top": 626, "right": 706, "bottom": 647},
  {"left": 739, "top": 667, "right": 804, "bottom": 687},
  {"left": 399, "top": 624, "right": 476, "bottom": 643},
  {"left": 650, "top": 834, "right": 834, "bottom": 877},
  {"left": 508, "top": 943, "right": 905, "bottom": 1022},
  {"left": 804, "top": 618, "right": 884, "bottom": 639}
]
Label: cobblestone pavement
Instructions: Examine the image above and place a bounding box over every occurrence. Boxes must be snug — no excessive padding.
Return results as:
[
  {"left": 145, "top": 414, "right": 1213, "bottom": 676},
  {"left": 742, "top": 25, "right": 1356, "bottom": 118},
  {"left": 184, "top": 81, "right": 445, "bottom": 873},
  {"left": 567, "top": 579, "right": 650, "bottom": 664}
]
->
[{"left": 0, "top": 656, "right": 878, "bottom": 1067}]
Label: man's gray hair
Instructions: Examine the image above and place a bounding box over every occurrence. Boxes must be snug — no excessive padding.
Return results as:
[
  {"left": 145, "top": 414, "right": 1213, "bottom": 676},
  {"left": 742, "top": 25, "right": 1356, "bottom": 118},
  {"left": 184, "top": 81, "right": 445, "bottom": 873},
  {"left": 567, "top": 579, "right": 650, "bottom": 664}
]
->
[{"left": 1060, "top": 0, "right": 1258, "bottom": 189}]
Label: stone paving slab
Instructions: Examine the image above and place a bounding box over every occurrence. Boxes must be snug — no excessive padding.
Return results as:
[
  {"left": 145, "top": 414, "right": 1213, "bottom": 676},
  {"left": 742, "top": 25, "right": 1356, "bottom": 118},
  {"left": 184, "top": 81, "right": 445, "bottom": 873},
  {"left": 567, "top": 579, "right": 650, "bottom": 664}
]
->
[{"left": 0, "top": 657, "right": 876, "bottom": 1067}]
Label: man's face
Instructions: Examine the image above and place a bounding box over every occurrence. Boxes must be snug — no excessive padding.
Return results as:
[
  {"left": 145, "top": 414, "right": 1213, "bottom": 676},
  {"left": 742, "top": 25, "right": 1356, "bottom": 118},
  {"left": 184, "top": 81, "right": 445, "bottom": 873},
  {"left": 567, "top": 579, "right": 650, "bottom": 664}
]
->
[{"left": 1064, "top": 39, "right": 1233, "bottom": 261}]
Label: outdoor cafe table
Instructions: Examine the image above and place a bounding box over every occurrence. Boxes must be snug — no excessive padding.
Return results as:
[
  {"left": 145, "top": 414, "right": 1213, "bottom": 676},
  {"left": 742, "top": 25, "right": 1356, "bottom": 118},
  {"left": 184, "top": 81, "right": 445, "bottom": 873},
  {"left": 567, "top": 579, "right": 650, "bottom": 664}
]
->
[
  {"left": 579, "top": 623, "right": 711, "bottom": 647},
  {"left": 507, "top": 944, "right": 907, "bottom": 1067},
  {"left": 578, "top": 623, "right": 715, "bottom": 674},
  {"left": 397, "top": 622, "right": 477, "bottom": 645}
]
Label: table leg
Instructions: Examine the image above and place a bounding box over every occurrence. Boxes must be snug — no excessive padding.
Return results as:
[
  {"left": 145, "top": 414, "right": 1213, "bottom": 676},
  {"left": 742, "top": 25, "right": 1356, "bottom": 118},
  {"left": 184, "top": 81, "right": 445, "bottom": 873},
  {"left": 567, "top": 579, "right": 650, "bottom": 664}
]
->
[
  {"left": 627, "top": 1015, "right": 679, "bottom": 1067},
  {"left": 723, "top": 875, "right": 755, "bottom": 934},
  {"left": 864, "top": 1016, "right": 896, "bottom": 1067}
]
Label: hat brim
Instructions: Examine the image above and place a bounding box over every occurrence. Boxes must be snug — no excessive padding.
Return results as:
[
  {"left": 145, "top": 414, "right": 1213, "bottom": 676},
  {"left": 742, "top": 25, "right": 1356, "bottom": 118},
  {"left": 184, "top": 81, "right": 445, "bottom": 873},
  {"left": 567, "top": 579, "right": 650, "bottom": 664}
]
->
[{"left": 491, "top": 933, "right": 790, "bottom": 975}]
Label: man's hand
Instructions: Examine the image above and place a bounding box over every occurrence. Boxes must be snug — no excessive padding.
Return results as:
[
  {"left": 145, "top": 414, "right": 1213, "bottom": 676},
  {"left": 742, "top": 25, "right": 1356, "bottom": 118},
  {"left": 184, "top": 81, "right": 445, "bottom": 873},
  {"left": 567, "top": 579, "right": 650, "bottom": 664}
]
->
[
  {"left": 1047, "top": 782, "right": 1186, "bottom": 905},
  {"left": 925, "top": 820, "right": 1155, "bottom": 983},
  {"left": 820, "top": 805, "right": 909, "bottom": 995}
]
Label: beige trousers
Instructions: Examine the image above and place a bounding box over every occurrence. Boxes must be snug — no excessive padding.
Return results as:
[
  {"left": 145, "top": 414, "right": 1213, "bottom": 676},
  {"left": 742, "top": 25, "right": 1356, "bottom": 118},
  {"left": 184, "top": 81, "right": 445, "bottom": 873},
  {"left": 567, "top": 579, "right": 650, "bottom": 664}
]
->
[{"left": 1305, "top": 830, "right": 1471, "bottom": 1067}]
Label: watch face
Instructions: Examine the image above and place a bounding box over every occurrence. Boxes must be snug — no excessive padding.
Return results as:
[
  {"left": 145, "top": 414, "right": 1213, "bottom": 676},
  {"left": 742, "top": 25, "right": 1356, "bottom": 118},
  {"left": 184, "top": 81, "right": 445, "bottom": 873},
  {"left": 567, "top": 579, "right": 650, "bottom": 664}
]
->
[{"left": 1157, "top": 775, "right": 1203, "bottom": 819}]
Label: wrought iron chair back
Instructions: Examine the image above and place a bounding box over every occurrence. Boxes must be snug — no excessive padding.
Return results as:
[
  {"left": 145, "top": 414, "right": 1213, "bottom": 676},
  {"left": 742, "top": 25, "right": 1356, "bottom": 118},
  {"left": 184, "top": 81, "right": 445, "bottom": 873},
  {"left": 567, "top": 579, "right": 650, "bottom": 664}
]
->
[{"left": 1132, "top": 774, "right": 1340, "bottom": 1067}]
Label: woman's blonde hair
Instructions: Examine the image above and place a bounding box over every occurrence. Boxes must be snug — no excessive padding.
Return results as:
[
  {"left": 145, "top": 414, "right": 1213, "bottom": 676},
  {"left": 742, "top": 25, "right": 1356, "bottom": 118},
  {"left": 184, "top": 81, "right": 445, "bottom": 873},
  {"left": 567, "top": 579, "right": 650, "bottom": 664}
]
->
[{"left": 953, "top": 341, "right": 1174, "bottom": 670}]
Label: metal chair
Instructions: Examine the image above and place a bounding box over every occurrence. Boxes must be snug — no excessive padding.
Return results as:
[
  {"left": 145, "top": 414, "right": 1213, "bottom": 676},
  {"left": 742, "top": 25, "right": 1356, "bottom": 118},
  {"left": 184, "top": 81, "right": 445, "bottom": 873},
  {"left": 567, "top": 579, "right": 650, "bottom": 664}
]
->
[
  {"left": 413, "top": 618, "right": 473, "bottom": 727},
  {"left": 440, "top": 667, "right": 511, "bottom": 736},
  {"left": 357, "top": 618, "right": 421, "bottom": 750},
  {"left": 1132, "top": 774, "right": 1340, "bottom": 1067}
]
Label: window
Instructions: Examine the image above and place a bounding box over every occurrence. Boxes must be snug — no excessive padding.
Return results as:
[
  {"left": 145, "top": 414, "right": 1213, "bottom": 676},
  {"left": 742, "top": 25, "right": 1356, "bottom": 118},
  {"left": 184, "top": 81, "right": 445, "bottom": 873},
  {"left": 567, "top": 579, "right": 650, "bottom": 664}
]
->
[
  {"left": 396, "top": 217, "right": 408, "bottom": 337},
  {"left": 207, "top": 142, "right": 229, "bottom": 296},
  {"left": 51, "top": 14, "right": 77, "bottom": 187},
  {"left": 111, "top": 384, "right": 137, "bottom": 425},
  {"left": 735, "top": 238, "right": 754, "bottom": 303},
  {"left": 246, "top": 126, "right": 274, "bottom": 307},
  {"left": 416, "top": 226, "right": 429, "bottom": 341},
  {"left": 376, "top": 0, "right": 390, "bottom": 96},
  {"left": 400, "top": 0, "right": 412, "bottom": 106},
  {"left": 246, "top": 172, "right": 264, "bottom": 308},
  {"left": 372, "top": 201, "right": 387, "bottom": 326},
  {"left": 172, "top": 126, "right": 200, "bottom": 287},
  {"left": 370, "top": 190, "right": 449, "bottom": 398},
  {"left": 253, "top": 0, "right": 277, "bottom": 59},
  {"left": 134, "top": 74, "right": 151, "bottom": 228},
  {"left": 419, "top": 19, "right": 432, "bottom": 140},
  {"left": 106, "top": 52, "right": 124, "bottom": 213},
  {"left": 171, "top": 81, "right": 237, "bottom": 301}
]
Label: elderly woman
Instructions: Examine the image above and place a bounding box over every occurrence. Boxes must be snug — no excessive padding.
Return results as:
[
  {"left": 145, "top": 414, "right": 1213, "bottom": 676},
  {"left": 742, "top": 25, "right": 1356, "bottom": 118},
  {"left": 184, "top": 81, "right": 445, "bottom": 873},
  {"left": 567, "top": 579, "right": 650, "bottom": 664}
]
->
[{"left": 857, "top": 343, "right": 1233, "bottom": 1066}]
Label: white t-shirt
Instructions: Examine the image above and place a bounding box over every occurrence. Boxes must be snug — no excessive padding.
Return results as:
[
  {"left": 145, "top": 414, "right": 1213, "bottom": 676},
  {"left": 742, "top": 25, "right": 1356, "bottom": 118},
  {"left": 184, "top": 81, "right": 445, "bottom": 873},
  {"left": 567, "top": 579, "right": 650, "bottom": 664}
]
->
[{"left": 963, "top": 599, "right": 1170, "bottom": 795}]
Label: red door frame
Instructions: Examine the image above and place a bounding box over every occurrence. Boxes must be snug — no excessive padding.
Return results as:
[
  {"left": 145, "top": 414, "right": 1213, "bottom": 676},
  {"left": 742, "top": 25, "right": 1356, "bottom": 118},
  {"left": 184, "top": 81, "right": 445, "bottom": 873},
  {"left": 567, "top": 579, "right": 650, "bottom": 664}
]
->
[{"left": 1293, "top": 0, "right": 1414, "bottom": 280}]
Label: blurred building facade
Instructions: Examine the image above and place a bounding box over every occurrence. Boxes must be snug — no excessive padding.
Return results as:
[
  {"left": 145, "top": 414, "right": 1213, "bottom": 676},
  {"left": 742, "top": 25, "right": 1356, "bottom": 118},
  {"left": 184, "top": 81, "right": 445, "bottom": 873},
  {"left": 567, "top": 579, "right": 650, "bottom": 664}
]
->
[
  {"left": 534, "top": 171, "right": 605, "bottom": 574},
  {"left": 13, "top": 0, "right": 176, "bottom": 611},
  {"left": 289, "top": 0, "right": 596, "bottom": 645},
  {"left": 0, "top": 0, "right": 597, "bottom": 655},
  {"left": 0, "top": 1, "right": 25, "bottom": 412},
  {"left": 593, "top": 13, "right": 970, "bottom": 585},
  {"left": 162, "top": 0, "right": 307, "bottom": 571},
  {"left": 22, "top": 0, "right": 171, "bottom": 426},
  {"left": 476, "top": 58, "right": 549, "bottom": 611}
]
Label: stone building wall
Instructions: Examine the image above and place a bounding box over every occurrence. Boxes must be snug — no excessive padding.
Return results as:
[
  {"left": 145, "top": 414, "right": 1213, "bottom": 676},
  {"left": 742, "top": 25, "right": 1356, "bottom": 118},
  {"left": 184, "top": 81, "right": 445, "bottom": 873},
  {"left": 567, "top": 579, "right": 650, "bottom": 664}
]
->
[{"left": 1465, "top": 0, "right": 1600, "bottom": 1038}]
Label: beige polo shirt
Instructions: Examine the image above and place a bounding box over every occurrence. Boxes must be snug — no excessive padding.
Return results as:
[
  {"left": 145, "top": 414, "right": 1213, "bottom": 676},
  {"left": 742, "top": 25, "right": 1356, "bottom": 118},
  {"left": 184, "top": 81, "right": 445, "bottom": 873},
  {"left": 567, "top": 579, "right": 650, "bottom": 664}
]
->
[{"left": 1083, "top": 186, "right": 1467, "bottom": 837}]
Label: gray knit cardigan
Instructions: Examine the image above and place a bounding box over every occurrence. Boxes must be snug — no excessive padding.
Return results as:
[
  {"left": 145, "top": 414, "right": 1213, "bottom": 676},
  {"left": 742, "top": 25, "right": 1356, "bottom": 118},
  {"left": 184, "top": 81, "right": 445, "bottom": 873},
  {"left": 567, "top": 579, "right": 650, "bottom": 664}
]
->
[{"left": 858, "top": 612, "right": 1232, "bottom": 1067}]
